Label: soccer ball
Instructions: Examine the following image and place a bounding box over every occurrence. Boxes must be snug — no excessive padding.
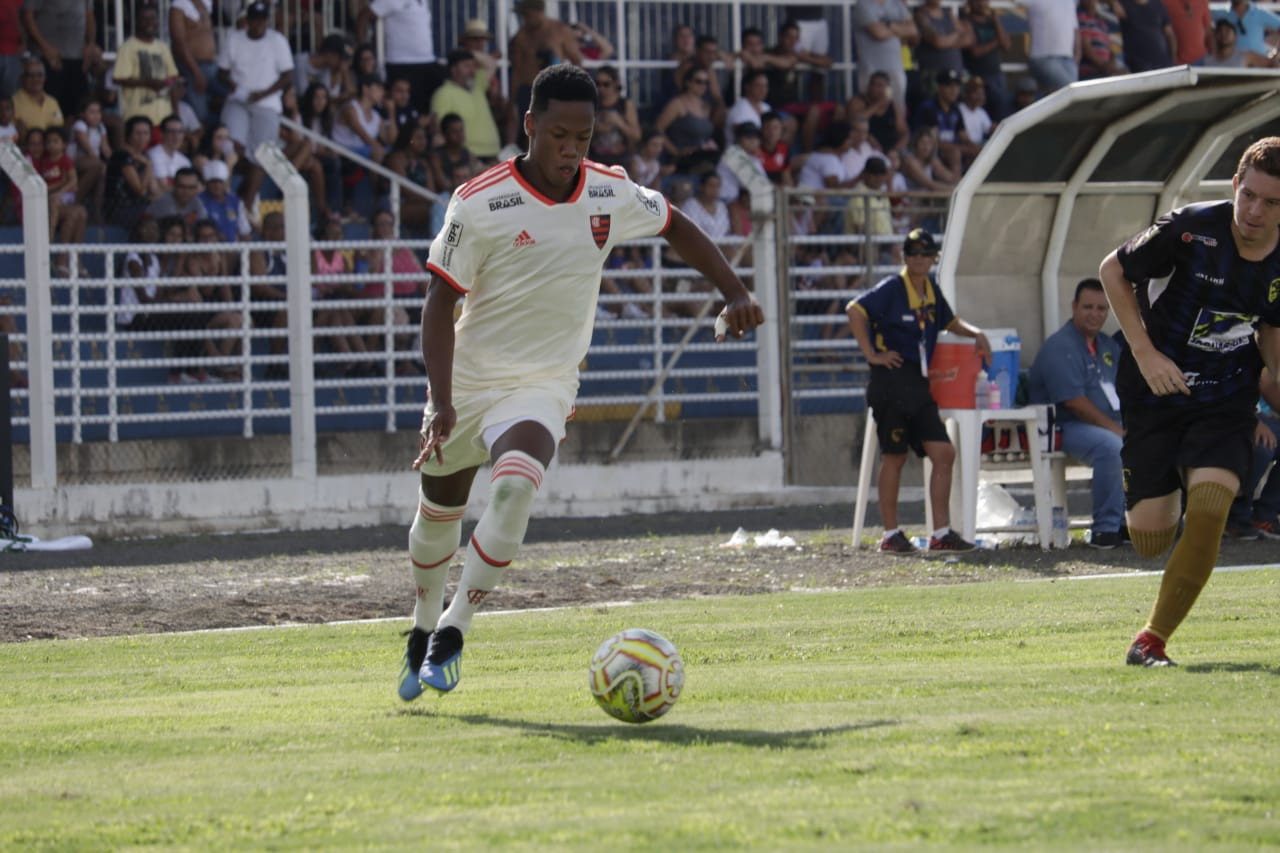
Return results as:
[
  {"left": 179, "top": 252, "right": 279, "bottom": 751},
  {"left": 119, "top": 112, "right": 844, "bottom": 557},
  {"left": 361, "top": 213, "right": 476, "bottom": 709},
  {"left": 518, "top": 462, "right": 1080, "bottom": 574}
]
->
[{"left": 587, "top": 628, "right": 684, "bottom": 723}]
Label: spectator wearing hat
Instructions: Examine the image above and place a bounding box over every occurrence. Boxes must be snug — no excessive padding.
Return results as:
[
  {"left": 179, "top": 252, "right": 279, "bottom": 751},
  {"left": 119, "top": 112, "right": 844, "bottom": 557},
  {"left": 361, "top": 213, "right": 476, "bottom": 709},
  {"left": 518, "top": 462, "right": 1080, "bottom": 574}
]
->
[
  {"left": 1013, "top": 76, "right": 1040, "bottom": 110},
  {"left": 456, "top": 18, "right": 514, "bottom": 146},
  {"left": 912, "top": 68, "right": 969, "bottom": 175},
  {"left": 429, "top": 49, "right": 501, "bottom": 162},
  {"left": 356, "top": 0, "right": 446, "bottom": 117},
  {"left": 169, "top": 0, "right": 220, "bottom": 122},
  {"left": 217, "top": 0, "right": 294, "bottom": 205},
  {"left": 1223, "top": 0, "right": 1280, "bottom": 61},
  {"left": 199, "top": 159, "right": 252, "bottom": 242},
  {"left": 1203, "top": 18, "right": 1276, "bottom": 67},
  {"left": 847, "top": 227, "right": 992, "bottom": 554},
  {"left": 295, "top": 34, "right": 355, "bottom": 108}
]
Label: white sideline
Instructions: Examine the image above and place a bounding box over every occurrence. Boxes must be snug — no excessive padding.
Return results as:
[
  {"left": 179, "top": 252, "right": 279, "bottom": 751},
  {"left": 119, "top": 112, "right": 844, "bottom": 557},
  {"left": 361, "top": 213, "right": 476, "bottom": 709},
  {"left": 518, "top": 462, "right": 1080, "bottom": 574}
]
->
[{"left": 163, "top": 563, "right": 1280, "bottom": 638}]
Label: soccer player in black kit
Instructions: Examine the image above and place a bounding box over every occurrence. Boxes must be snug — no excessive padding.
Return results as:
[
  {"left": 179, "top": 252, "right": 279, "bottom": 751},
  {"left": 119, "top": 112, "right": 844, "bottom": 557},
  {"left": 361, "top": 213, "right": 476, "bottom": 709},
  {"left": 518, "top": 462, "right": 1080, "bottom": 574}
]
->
[{"left": 1099, "top": 137, "right": 1280, "bottom": 667}]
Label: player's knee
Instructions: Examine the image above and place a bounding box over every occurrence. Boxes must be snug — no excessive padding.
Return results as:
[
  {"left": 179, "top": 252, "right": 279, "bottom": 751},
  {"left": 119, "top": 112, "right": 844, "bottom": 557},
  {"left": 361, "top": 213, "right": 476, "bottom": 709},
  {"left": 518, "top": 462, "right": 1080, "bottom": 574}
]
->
[{"left": 926, "top": 442, "right": 955, "bottom": 468}]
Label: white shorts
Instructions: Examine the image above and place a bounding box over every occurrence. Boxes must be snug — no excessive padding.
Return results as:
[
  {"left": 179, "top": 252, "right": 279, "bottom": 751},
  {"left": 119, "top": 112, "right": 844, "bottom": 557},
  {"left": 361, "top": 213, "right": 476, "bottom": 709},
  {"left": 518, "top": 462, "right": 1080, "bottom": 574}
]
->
[
  {"left": 418, "top": 378, "right": 576, "bottom": 477},
  {"left": 796, "top": 19, "right": 829, "bottom": 57},
  {"left": 221, "top": 100, "right": 282, "bottom": 164}
]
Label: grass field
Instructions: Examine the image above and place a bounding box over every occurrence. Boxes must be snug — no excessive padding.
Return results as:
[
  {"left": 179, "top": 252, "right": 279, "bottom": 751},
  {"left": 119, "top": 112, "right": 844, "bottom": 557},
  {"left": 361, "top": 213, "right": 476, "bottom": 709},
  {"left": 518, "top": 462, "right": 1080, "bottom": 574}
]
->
[{"left": 3, "top": 568, "right": 1279, "bottom": 849}]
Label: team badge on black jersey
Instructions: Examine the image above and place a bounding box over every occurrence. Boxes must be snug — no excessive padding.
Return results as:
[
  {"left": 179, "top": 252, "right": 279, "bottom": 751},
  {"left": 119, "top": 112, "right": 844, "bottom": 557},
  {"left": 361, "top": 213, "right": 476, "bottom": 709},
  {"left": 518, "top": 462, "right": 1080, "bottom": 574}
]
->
[
  {"left": 590, "top": 214, "right": 611, "bottom": 249},
  {"left": 1187, "top": 308, "right": 1257, "bottom": 353}
]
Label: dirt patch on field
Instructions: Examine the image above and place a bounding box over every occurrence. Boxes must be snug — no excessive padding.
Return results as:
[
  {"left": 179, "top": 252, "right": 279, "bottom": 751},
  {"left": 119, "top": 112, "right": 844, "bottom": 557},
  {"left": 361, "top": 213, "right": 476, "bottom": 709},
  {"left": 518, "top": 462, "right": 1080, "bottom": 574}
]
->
[{"left": 1, "top": 504, "right": 1274, "bottom": 642}]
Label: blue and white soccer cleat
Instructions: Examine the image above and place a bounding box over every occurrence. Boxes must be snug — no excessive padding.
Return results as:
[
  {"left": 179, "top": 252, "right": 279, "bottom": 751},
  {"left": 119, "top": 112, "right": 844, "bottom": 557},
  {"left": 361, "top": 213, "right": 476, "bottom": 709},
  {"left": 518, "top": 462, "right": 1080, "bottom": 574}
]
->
[
  {"left": 398, "top": 627, "right": 431, "bottom": 701},
  {"left": 419, "top": 625, "right": 464, "bottom": 693}
]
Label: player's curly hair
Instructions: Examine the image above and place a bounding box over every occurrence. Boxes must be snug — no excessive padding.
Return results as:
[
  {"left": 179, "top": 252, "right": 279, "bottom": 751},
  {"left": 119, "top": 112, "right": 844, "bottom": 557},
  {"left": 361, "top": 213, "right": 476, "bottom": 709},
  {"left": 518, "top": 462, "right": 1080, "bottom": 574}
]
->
[
  {"left": 530, "top": 64, "right": 597, "bottom": 115},
  {"left": 1235, "top": 136, "right": 1280, "bottom": 181}
]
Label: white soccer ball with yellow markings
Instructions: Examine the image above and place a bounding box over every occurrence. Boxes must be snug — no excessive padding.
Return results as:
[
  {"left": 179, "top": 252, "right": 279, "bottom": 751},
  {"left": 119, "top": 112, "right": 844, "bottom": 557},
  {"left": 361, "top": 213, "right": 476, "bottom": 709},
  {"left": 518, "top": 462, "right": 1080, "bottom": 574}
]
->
[{"left": 588, "top": 628, "right": 684, "bottom": 723}]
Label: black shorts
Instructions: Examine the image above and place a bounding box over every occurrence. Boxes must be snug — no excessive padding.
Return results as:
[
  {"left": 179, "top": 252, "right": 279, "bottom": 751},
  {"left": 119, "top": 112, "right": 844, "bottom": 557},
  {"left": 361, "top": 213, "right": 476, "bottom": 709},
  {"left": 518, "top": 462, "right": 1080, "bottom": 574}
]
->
[
  {"left": 1120, "top": 397, "right": 1256, "bottom": 507},
  {"left": 866, "top": 364, "right": 949, "bottom": 457}
]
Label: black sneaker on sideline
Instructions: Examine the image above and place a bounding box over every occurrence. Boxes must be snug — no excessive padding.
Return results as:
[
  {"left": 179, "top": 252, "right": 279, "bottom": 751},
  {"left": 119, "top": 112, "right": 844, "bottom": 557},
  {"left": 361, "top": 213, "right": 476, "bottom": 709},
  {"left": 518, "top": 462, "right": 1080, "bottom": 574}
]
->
[
  {"left": 1224, "top": 521, "right": 1262, "bottom": 541},
  {"left": 1088, "top": 530, "right": 1124, "bottom": 550},
  {"left": 1250, "top": 517, "right": 1280, "bottom": 540},
  {"left": 398, "top": 627, "right": 431, "bottom": 701},
  {"left": 879, "top": 530, "right": 917, "bottom": 554},
  {"left": 1126, "top": 631, "right": 1177, "bottom": 667},
  {"left": 928, "top": 530, "right": 977, "bottom": 553}
]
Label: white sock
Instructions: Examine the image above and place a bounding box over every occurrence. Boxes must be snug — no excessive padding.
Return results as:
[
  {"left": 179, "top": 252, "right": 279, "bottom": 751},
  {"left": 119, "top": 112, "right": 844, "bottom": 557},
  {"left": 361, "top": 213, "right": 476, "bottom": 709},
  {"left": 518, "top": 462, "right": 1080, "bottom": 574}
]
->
[
  {"left": 882, "top": 527, "right": 901, "bottom": 539},
  {"left": 932, "top": 527, "right": 950, "bottom": 539},
  {"left": 438, "top": 451, "right": 544, "bottom": 635},
  {"left": 409, "top": 491, "right": 464, "bottom": 632}
]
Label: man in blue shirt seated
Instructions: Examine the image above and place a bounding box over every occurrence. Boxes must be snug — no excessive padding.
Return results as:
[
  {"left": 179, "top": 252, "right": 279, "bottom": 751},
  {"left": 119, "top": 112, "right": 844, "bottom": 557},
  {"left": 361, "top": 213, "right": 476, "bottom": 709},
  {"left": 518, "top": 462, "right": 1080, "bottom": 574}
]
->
[
  {"left": 1028, "top": 278, "right": 1126, "bottom": 549},
  {"left": 847, "top": 228, "right": 991, "bottom": 554},
  {"left": 1225, "top": 368, "right": 1280, "bottom": 539}
]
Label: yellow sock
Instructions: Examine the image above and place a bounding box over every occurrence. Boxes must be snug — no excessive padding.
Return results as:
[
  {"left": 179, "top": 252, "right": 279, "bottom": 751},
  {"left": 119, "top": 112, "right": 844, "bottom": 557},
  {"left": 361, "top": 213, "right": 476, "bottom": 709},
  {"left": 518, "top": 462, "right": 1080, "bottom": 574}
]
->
[
  {"left": 1144, "top": 481, "right": 1234, "bottom": 640},
  {"left": 1129, "top": 525, "right": 1178, "bottom": 559}
]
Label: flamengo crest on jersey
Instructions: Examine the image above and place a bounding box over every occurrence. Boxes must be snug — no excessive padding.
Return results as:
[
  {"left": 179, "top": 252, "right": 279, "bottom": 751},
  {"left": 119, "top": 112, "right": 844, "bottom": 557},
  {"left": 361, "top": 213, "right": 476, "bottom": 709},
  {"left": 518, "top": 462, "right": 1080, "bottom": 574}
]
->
[{"left": 426, "top": 159, "right": 672, "bottom": 389}]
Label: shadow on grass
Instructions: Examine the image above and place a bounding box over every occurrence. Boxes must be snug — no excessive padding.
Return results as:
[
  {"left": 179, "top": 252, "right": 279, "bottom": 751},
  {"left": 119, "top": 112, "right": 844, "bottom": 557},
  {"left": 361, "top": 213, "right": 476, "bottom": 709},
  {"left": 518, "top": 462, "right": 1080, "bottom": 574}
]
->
[
  {"left": 422, "top": 712, "right": 900, "bottom": 747},
  {"left": 1182, "top": 661, "right": 1280, "bottom": 676}
]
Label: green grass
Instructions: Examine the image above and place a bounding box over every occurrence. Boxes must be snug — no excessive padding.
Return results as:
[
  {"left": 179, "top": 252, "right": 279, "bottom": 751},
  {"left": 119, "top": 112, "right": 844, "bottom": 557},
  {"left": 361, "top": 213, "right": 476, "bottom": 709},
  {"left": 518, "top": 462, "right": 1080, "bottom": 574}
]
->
[{"left": 3, "top": 570, "right": 1280, "bottom": 849}]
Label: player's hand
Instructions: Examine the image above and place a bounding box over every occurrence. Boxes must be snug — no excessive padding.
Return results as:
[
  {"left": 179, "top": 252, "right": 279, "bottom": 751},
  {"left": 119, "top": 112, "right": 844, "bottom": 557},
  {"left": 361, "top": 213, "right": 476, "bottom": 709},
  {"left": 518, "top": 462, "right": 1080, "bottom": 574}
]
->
[
  {"left": 1134, "top": 348, "right": 1190, "bottom": 396},
  {"left": 413, "top": 404, "right": 456, "bottom": 470},
  {"left": 714, "top": 295, "right": 764, "bottom": 343},
  {"left": 974, "top": 331, "right": 992, "bottom": 367},
  {"left": 868, "top": 349, "right": 903, "bottom": 368},
  {"left": 1256, "top": 418, "right": 1277, "bottom": 450}
]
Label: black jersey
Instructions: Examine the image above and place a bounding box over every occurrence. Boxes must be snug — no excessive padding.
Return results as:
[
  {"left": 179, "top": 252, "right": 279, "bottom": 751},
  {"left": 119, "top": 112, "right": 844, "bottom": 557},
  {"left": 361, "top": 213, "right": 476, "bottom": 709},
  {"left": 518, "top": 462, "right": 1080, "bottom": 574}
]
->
[{"left": 1115, "top": 200, "right": 1280, "bottom": 409}]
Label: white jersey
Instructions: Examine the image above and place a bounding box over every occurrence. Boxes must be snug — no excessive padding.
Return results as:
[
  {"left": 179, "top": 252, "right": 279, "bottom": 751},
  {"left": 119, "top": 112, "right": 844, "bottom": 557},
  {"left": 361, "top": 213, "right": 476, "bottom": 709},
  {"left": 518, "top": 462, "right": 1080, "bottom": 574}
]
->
[{"left": 427, "top": 158, "right": 672, "bottom": 389}]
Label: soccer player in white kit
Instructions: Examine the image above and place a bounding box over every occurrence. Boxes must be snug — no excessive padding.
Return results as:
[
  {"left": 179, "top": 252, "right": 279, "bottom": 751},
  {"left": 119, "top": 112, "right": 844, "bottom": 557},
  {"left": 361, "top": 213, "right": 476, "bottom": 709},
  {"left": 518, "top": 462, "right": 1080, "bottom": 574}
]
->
[{"left": 399, "top": 64, "right": 765, "bottom": 699}]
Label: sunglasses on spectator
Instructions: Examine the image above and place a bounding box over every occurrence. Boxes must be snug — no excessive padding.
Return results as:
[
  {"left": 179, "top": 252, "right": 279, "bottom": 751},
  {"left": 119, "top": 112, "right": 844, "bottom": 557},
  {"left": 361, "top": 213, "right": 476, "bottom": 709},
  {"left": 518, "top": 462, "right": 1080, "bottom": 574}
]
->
[{"left": 903, "top": 249, "right": 937, "bottom": 257}]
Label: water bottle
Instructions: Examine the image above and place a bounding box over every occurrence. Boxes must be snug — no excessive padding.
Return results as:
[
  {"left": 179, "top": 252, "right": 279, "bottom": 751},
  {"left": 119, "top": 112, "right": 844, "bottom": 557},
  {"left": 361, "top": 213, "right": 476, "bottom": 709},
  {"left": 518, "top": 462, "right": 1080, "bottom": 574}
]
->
[
  {"left": 987, "top": 379, "right": 1001, "bottom": 410},
  {"left": 995, "top": 368, "right": 1012, "bottom": 411},
  {"left": 1051, "top": 506, "right": 1070, "bottom": 548}
]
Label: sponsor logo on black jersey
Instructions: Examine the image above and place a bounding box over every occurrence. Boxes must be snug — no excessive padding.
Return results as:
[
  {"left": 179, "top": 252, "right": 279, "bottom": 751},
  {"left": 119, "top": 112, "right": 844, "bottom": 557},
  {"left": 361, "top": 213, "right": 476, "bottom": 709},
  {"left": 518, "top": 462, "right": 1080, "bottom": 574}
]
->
[
  {"left": 1187, "top": 308, "right": 1258, "bottom": 353},
  {"left": 488, "top": 192, "right": 524, "bottom": 211},
  {"left": 1181, "top": 232, "right": 1219, "bottom": 247},
  {"left": 588, "top": 185, "right": 615, "bottom": 198}
]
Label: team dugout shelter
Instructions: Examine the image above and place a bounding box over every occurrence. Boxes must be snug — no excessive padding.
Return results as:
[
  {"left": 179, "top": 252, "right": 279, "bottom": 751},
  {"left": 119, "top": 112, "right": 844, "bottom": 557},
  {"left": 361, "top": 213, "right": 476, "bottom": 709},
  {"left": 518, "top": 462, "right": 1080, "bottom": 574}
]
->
[{"left": 939, "top": 66, "right": 1280, "bottom": 363}]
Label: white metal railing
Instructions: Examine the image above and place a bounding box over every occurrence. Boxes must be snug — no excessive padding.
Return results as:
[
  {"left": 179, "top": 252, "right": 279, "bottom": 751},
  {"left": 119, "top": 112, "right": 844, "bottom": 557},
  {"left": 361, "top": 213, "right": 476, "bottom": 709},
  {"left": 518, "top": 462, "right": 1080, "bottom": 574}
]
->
[{"left": 0, "top": 140, "right": 786, "bottom": 488}]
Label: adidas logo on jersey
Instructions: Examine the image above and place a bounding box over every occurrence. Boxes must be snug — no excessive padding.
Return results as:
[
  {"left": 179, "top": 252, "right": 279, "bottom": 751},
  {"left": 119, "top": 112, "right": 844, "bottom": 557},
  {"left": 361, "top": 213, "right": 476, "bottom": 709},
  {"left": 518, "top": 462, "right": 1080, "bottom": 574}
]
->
[{"left": 512, "top": 230, "right": 536, "bottom": 248}]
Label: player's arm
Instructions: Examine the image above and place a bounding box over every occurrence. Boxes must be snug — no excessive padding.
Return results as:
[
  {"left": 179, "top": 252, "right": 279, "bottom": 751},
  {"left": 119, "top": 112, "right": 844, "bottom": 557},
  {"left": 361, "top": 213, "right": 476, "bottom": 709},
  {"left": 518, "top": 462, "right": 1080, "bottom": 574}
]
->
[
  {"left": 1060, "top": 396, "right": 1124, "bottom": 435},
  {"left": 945, "top": 318, "right": 991, "bottom": 364},
  {"left": 661, "top": 206, "right": 763, "bottom": 339},
  {"left": 847, "top": 301, "right": 899, "bottom": 367},
  {"left": 1099, "top": 249, "right": 1189, "bottom": 396},
  {"left": 414, "top": 276, "right": 463, "bottom": 468}
]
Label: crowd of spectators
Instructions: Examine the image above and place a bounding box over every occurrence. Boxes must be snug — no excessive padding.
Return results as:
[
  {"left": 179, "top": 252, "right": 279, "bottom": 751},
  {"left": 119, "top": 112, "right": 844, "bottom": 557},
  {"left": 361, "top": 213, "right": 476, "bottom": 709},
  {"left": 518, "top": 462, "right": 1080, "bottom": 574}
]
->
[{"left": 1, "top": 0, "right": 1279, "bottom": 370}]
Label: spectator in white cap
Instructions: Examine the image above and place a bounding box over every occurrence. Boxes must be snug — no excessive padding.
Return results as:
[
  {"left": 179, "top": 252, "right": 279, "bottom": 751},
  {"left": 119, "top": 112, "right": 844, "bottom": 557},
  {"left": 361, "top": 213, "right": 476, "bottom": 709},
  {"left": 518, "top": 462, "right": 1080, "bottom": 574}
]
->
[
  {"left": 199, "top": 159, "right": 253, "bottom": 242},
  {"left": 217, "top": 0, "right": 294, "bottom": 205}
]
